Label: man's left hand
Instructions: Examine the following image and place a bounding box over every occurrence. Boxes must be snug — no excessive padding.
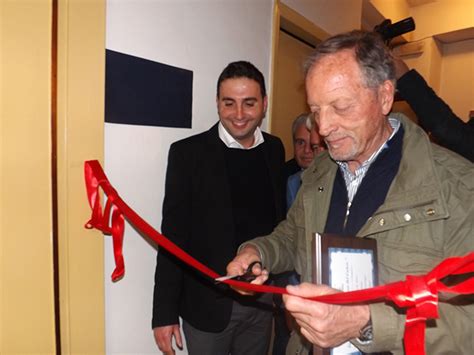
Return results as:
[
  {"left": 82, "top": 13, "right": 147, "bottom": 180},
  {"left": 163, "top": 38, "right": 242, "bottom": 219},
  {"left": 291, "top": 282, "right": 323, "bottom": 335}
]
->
[{"left": 283, "top": 283, "right": 370, "bottom": 348}]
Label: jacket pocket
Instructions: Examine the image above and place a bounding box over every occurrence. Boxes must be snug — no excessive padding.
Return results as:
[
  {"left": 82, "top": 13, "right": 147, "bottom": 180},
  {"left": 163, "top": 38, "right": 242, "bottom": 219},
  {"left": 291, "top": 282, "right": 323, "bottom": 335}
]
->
[{"left": 374, "top": 223, "right": 444, "bottom": 283}]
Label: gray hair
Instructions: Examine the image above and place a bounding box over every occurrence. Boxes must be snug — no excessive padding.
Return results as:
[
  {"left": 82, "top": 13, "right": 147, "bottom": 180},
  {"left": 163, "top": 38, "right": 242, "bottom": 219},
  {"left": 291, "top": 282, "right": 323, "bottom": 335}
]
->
[
  {"left": 304, "top": 30, "right": 396, "bottom": 89},
  {"left": 305, "top": 113, "right": 315, "bottom": 131},
  {"left": 291, "top": 113, "right": 311, "bottom": 141}
]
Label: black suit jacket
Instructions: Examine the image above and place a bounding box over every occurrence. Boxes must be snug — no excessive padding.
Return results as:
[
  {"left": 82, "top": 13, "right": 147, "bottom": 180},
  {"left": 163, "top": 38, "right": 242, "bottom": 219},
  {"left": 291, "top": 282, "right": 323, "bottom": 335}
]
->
[{"left": 152, "top": 123, "right": 286, "bottom": 332}]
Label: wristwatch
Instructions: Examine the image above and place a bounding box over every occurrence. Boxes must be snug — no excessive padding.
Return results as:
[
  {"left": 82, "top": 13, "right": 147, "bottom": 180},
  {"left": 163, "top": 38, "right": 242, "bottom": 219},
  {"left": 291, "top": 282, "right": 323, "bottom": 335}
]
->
[{"left": 358, "top": 317, "right": 373, "bottom": 342}]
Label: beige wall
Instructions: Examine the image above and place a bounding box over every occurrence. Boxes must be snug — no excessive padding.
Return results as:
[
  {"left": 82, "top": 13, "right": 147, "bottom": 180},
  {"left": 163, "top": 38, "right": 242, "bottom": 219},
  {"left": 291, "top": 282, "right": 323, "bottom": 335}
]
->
[
  {"left": 410, "top": 0, "right": 474, "bottom": 40},
  {"left": 370, "top": 0, "right": 410, "bottom": 20},
  {"left": 282, "top": 0, "right": 363, "bottom": 34},
  {"left": 1, "top": 0, "right": 56, "bottom": 352},
  {"left": 440, "top": 39, "right": 474, "bottom": 121}
]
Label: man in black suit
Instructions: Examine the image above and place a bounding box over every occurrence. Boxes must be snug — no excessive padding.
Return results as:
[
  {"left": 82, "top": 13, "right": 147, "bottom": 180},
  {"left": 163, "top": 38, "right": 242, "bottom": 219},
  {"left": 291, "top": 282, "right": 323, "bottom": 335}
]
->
[{"left": 152, "top": 61, "right": 286, "bottom": 355}]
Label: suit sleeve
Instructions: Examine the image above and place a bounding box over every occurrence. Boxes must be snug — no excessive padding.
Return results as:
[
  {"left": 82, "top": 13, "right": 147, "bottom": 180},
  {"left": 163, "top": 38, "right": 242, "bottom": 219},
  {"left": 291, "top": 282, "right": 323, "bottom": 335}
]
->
[
  {"left": 397, "top": 69, "right": 474, "bottom": 162},
  {"left": 152, "top": 142, "right": 192, "bottom": 328}
]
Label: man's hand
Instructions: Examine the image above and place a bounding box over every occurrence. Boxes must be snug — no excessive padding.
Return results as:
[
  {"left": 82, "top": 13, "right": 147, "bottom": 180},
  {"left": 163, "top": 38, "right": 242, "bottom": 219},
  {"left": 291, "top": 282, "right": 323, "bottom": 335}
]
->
[
  {"left": 153, "top": 324, "right": 183, "bottom": 355},
  {"left": 283, "top": 283, "right": 370, "bottom": 348},
  {"left": 226, "top": 244, "right": 268, "bottom": 294}
]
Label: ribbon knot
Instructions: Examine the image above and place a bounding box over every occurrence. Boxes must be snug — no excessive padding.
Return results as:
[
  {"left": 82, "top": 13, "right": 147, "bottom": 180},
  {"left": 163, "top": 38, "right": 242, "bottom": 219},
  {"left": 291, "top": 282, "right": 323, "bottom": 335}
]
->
[
  {"left": 391, "top": 274, "right": 439, "bottom": 322},
  {"left": 405, "top": 275, "right": 439, "bottom": 322}
]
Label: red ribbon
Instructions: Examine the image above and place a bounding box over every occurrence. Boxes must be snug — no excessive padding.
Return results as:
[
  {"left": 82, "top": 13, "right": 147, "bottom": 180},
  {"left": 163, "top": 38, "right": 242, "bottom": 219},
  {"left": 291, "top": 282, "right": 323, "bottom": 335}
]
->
[{"left": 84, "top": 160, "right": 473, "bottom": 355}]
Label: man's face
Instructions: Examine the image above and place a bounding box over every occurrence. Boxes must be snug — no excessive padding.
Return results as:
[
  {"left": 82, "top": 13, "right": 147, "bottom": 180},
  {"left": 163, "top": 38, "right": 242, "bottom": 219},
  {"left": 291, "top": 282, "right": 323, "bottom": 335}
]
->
[
  {"left": 293, "top": 123, "right": 314, "bottom": 169},
  {"left": 217, "top": 77, "right": 267, "bottom": 148},
  {"left": 306, "top": 50, "right": 394, "bottom": 171}
]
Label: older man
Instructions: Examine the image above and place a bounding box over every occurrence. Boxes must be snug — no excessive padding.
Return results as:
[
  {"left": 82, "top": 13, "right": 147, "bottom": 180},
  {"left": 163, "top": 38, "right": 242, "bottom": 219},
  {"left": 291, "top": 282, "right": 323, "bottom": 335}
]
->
[
  {"left": 227, "top": 31, "right": 473, "bottom": 355},
  {"left": 285, "top": 114, "right": 325, "bottom": 209}
]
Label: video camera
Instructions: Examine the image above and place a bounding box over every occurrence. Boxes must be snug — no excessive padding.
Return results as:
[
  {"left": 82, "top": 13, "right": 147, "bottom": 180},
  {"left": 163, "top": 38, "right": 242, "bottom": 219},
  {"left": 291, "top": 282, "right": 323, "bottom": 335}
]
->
[{"left": 374, "top": 17, "right": 416, "bottom": 45}]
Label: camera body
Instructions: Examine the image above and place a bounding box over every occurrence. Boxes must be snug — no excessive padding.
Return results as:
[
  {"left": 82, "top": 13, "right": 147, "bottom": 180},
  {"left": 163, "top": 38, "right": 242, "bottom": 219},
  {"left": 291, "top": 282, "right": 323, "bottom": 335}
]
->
[{"left": 374, "top": 17, "right": 416, "bottom": 44}]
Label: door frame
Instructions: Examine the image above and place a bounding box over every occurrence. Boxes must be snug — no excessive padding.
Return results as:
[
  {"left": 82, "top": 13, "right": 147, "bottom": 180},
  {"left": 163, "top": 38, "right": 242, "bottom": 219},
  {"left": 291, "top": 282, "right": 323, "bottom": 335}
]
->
[
  {"left": 56, "top": 0, "right": 106, "bottom": 353},
  {"left": 268, "top": 1, "right": 330, "bottom": 130}
]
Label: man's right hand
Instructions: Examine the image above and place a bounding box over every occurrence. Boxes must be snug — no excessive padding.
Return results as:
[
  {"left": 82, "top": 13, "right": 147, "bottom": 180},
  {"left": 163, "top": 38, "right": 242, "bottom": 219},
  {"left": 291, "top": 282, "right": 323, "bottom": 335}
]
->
[
  {"left": 153, "top": 324, "right": 183, "bottom": 355},
  {"left": 226, "top": 244, "right": 268, "bottom": 295}
]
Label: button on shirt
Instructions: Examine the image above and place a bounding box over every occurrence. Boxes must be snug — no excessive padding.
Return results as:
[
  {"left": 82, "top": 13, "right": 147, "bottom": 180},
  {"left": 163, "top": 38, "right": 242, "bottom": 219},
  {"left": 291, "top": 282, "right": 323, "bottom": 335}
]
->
[{"left": 218, "top": 122, "right": 265, "bottom": 150}]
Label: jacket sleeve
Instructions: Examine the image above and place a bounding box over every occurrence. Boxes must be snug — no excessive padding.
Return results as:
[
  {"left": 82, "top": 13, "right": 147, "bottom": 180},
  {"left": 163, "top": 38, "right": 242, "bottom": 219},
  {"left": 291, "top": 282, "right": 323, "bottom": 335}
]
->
[
  {"left": 397, "top": 69, "right": 474, "bottom": 162},
  {"left": 152, "top": 142, "right": 192, "bottom": 328}
]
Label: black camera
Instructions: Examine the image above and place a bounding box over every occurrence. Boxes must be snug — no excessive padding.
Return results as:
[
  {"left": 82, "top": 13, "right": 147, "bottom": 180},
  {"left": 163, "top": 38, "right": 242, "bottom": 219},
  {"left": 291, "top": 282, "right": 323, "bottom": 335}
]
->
[{"left": 374, "top": 17, "right": 416, "bottom": 44}]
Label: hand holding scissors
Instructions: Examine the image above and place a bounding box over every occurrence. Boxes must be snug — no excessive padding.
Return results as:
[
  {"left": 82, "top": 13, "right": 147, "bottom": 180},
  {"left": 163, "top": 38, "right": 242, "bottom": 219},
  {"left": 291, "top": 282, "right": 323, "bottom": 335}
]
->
[{"left": 215, "top": 261, "right": 264, "bottom": 282}]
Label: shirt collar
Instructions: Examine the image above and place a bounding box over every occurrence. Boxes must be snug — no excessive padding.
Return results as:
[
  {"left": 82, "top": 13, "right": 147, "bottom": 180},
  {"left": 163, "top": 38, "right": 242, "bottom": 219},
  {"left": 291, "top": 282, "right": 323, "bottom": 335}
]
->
[
  {"left": 336, "top": 116, "right": 401, "bottom": 174},
  {"left": 218, "top": 122, "right": 265, "bottom": 150}
]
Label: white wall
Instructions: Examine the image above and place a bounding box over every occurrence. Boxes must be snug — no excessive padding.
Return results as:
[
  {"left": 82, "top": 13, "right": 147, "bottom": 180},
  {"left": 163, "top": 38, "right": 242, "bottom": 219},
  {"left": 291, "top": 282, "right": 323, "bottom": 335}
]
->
[{"left": 105, "top": 0, "right": 274, "bottom": 353}]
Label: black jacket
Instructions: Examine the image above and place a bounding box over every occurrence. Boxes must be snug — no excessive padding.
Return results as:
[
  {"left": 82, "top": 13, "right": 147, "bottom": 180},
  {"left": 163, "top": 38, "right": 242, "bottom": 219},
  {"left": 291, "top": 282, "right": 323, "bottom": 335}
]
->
[{"left": 152, "top": 123, "right": 285, "bottom": 332}]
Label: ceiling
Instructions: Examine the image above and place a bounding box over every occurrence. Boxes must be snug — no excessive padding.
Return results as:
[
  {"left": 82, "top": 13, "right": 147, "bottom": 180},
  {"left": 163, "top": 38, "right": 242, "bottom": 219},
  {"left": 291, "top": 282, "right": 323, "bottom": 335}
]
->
[{"left": 406, "top": 0, "right": 437, "bottom": 7}]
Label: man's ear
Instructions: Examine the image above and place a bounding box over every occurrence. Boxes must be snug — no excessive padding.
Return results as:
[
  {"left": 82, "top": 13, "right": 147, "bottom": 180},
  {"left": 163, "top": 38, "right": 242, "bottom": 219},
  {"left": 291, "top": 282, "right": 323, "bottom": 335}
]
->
[
  {"left": 263, "top": 95, "right": 268, "bottom": 115},
  {"left": 379, "top": 80, "right": 395, "bottom": 115}
]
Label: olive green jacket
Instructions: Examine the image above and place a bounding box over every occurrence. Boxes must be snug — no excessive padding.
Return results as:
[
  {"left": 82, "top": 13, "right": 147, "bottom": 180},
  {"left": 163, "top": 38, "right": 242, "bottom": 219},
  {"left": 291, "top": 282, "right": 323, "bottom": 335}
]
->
[{"left": 247, "top": 114, "right": 474, "bottom": 354}]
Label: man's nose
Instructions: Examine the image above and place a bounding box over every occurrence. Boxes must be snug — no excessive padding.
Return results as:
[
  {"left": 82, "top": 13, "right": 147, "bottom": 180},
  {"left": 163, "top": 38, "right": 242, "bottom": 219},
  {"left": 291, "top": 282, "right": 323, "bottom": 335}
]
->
[
  {"left": 235, "top": 105, "right": 244, "bottom": 119},
  {"left": 303, "top": 142, "right": 312, "bottom": 154},
  {"left": 317, "top": 108, "right": 335, "bottom": 137}
]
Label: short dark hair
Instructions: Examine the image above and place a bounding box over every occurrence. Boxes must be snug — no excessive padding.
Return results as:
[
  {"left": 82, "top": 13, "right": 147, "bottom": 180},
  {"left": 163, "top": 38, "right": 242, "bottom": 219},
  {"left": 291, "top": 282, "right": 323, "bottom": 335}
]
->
[
  {"left": 217, "top": 61, "right": 266, "bottom": 98},
  {"left": 304, "top": 30, "right": 396, "bottom": 89}
]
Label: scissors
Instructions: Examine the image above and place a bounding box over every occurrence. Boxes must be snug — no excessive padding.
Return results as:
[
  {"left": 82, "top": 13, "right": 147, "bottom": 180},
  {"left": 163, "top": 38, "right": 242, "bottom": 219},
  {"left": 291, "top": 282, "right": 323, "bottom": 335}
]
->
[{"left": 215, "top": 261, "right": 263, "bottom": 283}]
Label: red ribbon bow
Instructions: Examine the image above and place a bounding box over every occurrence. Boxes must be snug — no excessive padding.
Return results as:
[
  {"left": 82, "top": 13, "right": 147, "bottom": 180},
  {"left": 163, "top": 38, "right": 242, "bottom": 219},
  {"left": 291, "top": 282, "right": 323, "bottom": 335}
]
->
[{"left": 84, "top": 160, "right": 473, "bottom": 355}]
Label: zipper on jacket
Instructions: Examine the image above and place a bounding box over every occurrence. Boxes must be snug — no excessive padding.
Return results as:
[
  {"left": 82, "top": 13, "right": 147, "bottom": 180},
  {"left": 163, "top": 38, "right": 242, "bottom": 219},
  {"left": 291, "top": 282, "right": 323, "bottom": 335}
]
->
[{"left": 343, "top": 201, "right": 351, "bottom": 230}]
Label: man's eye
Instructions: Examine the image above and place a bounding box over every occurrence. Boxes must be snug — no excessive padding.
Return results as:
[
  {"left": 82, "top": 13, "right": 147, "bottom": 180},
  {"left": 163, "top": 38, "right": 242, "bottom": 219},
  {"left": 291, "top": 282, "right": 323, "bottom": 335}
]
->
[
  {"left": 224, "top": 101, "right": 233, "bottom": 107},
  {"left": 245, "top": 101, "right": 256, "bottom": 107},
  {"left": 334, "top": 105, "right": 350, "bottom": 114},
  {"left": 295, "top": 139, "right": 305, "bottom": 146}
]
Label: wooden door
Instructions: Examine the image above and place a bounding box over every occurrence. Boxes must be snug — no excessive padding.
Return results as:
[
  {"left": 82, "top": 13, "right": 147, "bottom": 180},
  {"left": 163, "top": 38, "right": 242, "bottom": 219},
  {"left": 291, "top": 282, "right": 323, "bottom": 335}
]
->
[{"left": 272, "top": 30, "right": 314, "bottom": 160}]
